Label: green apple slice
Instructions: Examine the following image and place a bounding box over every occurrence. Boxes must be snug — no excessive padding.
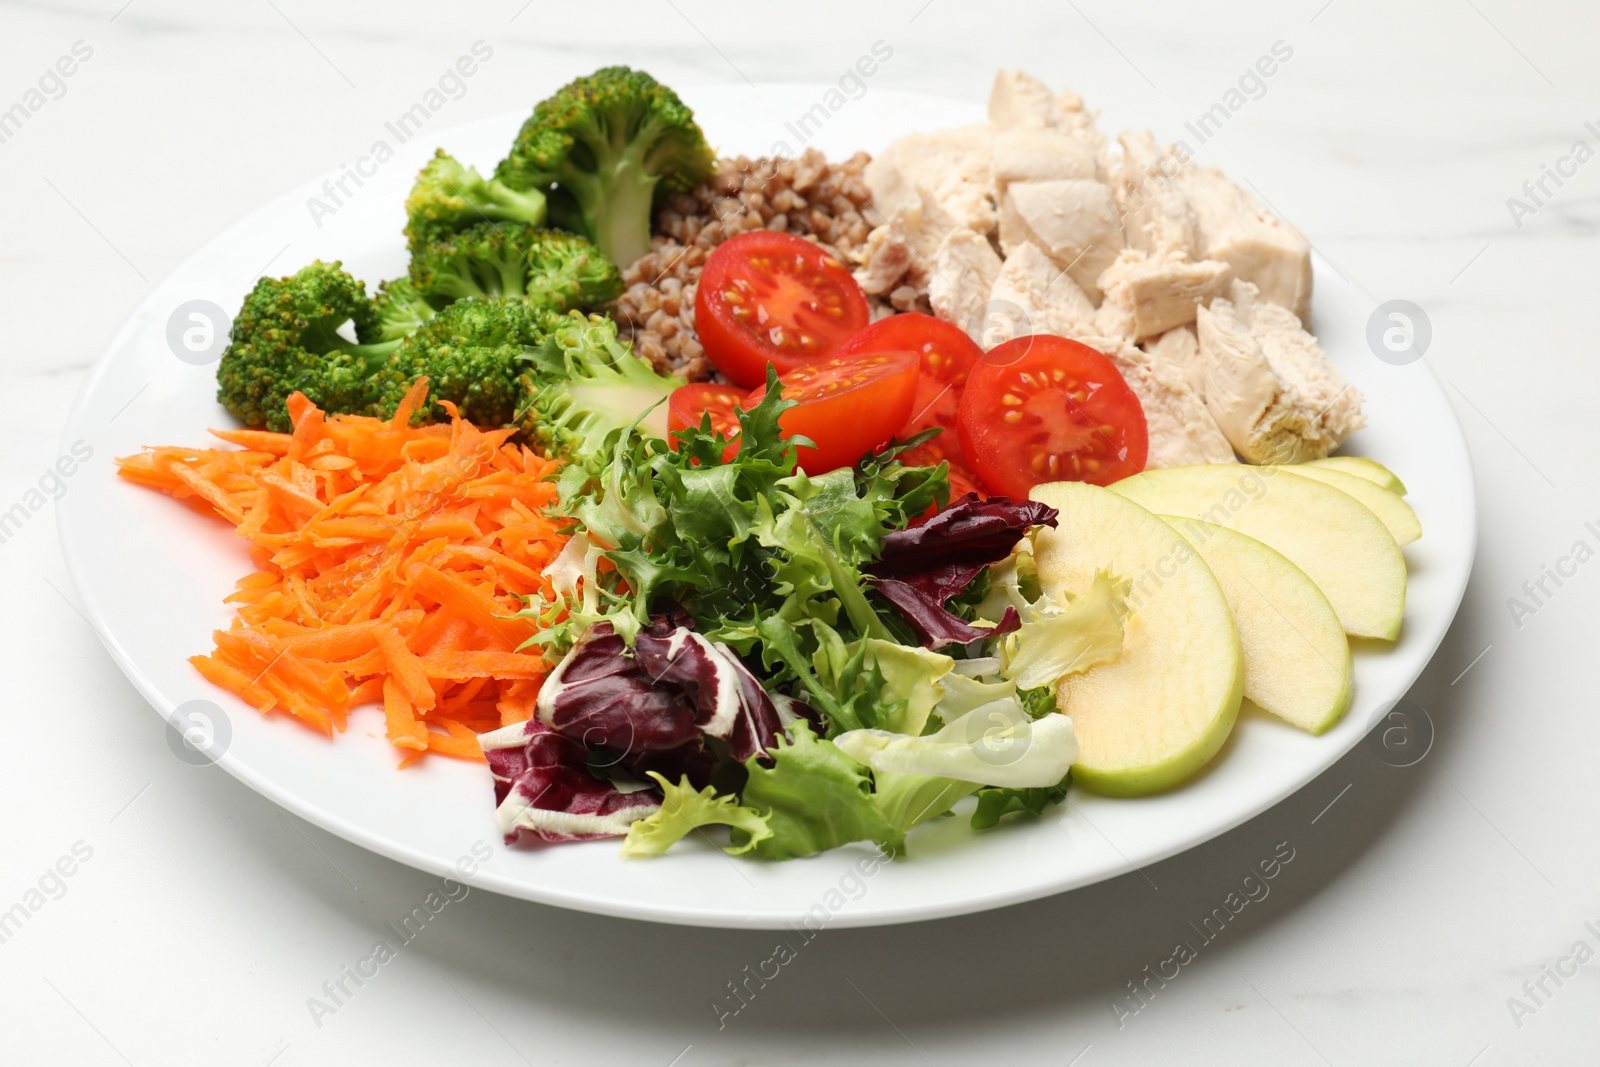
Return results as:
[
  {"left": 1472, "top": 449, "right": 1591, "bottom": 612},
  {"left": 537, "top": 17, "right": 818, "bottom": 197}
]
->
[
  {"left": 1030, "top": 481, "right": 1243, "bottom": 797},
  {"left": 1304, "top": 456, "right": 1407, "bottom": 495},
  {"left": 1111, "top": 465, "right": 1406, "bottom": 640},
  {"left": 1162, "top": 517, "right": 1352, "bottom": 734},
  {"left": 1276, "top": 466, "right": 1422, "bottom": 546}
]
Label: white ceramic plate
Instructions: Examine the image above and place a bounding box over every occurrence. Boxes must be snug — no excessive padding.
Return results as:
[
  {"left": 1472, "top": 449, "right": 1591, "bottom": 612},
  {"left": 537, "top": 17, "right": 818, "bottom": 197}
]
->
[{"left": 59, "top": 85, "right": 1475, "bottom": 928}]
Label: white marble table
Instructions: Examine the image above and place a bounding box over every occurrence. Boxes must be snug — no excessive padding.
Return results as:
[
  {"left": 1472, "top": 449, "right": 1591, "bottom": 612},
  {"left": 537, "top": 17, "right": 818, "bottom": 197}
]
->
[{"left": 2, "top": 0, "right": 1594, "bottom": 1063}]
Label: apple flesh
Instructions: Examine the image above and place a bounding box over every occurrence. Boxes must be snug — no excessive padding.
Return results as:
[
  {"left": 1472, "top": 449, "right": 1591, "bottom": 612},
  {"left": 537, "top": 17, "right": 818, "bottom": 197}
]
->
[
  {"left": 1030, "top": 481, "right": 1243, "bottom": 797},
  {"left": 1304, "top": 456, "right": 1407, "bottom": 495},
  {"left": 1163, "top": 517, "right": 1352, "bottom": 735},
  {"left": 1111, "top": 465, "right": 1407, "bottom": 640},
  {"left": 1278, "top": 465, "right": 1421, "bottom": 546}
]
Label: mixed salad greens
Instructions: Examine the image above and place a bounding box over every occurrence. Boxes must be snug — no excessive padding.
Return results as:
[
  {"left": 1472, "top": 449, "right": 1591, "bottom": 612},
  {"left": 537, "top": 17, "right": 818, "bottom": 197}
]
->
[{"left": 480, "top": 371, "right": 1130, "bottom": 859}]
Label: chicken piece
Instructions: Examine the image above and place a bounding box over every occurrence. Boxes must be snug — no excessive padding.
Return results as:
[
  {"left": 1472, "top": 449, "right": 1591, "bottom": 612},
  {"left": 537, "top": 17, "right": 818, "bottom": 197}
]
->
[
  {"left": 1051, "top": 86, "right": 1112, "bottom": 173},
  {"left": 999, "top": 180, "right": 1124, "bottom": 303},
  {"left": 1193, "top": 281, "right": 1363, "bottom": 464},
  {"left": 989, "top": 69, "right": 1067, "bottom": 129},
  {"left": 1142, "top": 324, "right": 1206, "bottom": 395},
  {"left": 854, "top": 185, "right": 966, "bottom": 293},
  {"left": 864, "top": 124, "right": 996, "bottom": 235},
  {"left": 993, "top": 128, "right": 1098, "bottom": 189},
  {"left": 987, "top": 240, "right": 1098, "bottom": 343},
  {"left": 929, "top": 229, "right": 1003, "bottom": 344},
  {"left": 1113, "top": 130, "right": 1198, "bottom": 260},
  {"left": 1094, "top": 249, "right": 1231, "bottom": 343},
  {"left": 1106, "top": 344, "right": 1237, "bottom": 468},
  {"left": 1176, "top": 165, "right": 1313, "bottom": 323},
  {"left": 853, "top": 223, "right": 914, "bottom": 296},
  {"left": 988, "top": 71, "right": 1110, "bottom": 178}
]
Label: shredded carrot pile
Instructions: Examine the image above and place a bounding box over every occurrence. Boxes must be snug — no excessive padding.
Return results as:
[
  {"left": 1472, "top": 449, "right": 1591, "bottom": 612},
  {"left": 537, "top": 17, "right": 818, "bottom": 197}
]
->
[{"left": 115, "top": 382, "right": 567, "bottom": 764}]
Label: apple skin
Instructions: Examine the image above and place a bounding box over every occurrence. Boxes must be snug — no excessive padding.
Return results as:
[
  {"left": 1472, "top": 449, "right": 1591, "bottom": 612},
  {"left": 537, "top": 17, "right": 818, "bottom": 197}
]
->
[
  {"left": 1068, "top": 686, "right": 1242, "bottom": 797},
  {"left": 1304, "top": 456, "right": 1407, "bottom": 496},
  {"left": 1030, "top": 481, "right": 1244, "bottom": 798}
]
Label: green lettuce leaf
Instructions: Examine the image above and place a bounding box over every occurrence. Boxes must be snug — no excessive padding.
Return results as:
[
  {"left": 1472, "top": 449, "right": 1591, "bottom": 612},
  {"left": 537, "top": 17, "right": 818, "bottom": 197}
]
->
[
  {"left": 833, "top": 698, "right": 1079, "bottom": 790},
  {"left": 871, "top": 772, "right": 980, "bottom": 833},
  {"left": 733, "top": 721, "right": 904, "bottom": 860},
  {"left": 970, "top": 773, "right": 1071, "bottom": 830},
  {"left": 999, "top": 569, "right": 1129, "bottom": 690},
  {"left": 864, "top": 639, "right": 951, "bottom": 736},
  {"left": 620, "top": 773, "right": 772, "bottom": 857}
]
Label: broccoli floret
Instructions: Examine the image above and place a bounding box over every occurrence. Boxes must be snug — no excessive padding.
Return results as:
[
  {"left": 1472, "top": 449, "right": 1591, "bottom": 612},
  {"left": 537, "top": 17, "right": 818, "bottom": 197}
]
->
[
  {"left": 496, "top": 66, "right": 715, "bottom": 267},
  {"left": 216, "top": 262, "right": 405, "bottom": 431},
  {"left": 409, "top": 221, "right": 622, "bottom": 312},
  {"left": 371, "top": 276, "right": 437, "bottom": 342},
  {"left": 404, "top": 149, "right": 547, "bottom": 252},
  {"left": 519, "top": 310, "right": 683, "bottom": 466},
  {"left": 371, "top": 297, "right": 546, "bottom": 428}
]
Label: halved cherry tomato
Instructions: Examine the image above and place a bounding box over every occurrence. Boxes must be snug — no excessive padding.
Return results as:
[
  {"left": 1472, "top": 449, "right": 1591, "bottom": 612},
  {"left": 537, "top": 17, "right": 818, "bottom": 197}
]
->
[
  {"left": 838, "top": 313, "right": 982, "bottom": 463},
  {"left": 694, "top": 231, "right": 871, "bottom": 388},
  {"left": 958, "top": 335, "right": 1148, "bottom": 496},
  {"left": 748, "top": 352, "right": 921, "bottom": 474},
  {"left": 667, "top": 382, "right": 748, "bottom": 446}
]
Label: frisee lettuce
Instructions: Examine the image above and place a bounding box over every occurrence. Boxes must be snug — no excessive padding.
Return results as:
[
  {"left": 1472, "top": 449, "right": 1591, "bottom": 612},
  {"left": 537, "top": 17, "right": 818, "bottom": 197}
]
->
[{"left": 620, "top": 773, "right": 773, "bottom": 857}]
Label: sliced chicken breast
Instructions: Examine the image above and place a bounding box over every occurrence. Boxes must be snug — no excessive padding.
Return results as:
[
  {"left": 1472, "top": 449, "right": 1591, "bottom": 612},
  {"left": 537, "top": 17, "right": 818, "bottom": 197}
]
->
[
  {"left": 1106, "top": 343, "right": 1239, "bottom": 468},
  {"left": 993, "top": 127, "right": 1098, "bottom": 188},
  {"left": 1176, "top": 165, "right": 1313, "bottom": 323},
  {"left": 1142, "top": 324, "right": 1206, "bottom": 395},
  {"left": 988, "top": 70, "right": 1110, "bottom": 179},
  {"left": 853, "top": 184, "right": 967, "bottom": 294},
  {"left": 864, "top": 124, "right": 997, "bottom": 235},
  {"left": 929, "top": 229, "right": 1004, "bottom": 343},
  {"left": 999, "top": 179, "right": 1125, "bottom": 303},
  {"left": 987, "top": 240, "right": 1099, "bottom": 343},
  {"left": 1112, "top": 130, "right": 1198, "bottom": 260},
  {"left": 1094, "top": 249, "right": 1231, "bottom": 342},
  {"left": 1193, "top": 281, "right": 1363, "bottom": 463}
]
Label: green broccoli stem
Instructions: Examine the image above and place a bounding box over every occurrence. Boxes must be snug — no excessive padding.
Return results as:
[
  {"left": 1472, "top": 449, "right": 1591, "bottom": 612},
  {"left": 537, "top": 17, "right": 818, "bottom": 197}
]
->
[
  {"left": 479, "top": 180, "right": 547, "bottom": 225},
  {"left": 569, "top": 160, "right": 659, "bottom": 269},
  {"left": 487, "top": 253, "right": 529, "bottom": 299},
  {"left": 300, "top": 317, "right": 403, "bottom": 370}
]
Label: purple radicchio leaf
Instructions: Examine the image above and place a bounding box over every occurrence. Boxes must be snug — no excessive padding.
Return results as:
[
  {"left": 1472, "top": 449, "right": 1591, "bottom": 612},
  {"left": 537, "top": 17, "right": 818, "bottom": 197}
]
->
[
  {"left": 634, "top": 624, "right": 786, "bottom": 763},
  {"left": 532, "top": 619, "right": 713, "bottom": 790},
  {"left": 533, "top": 615, "right": 791, "bottom": 793},
  {"left": 867, "top": 493, "right": 1058, "bottom": 649},
  {"left": 535, "top": 621, "right": 704, "bottom": 754},
  {"left": 478, "top": 718, "right": 662, "bottom": 844},
  {"left": 871, "top": 578, "right": 1020, "bottom": 648}
]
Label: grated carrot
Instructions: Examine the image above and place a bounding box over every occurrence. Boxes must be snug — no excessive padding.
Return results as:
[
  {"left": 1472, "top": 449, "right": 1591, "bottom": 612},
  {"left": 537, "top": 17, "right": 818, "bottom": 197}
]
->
[{"left": 117, "top": 382, "right": 565, "bottom": 763}]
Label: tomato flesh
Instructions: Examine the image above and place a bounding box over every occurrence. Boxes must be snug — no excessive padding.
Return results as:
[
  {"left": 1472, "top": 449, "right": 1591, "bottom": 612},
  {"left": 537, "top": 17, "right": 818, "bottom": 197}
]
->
[
  {"left": 838, "top": 312, "right": 982, "bottom": 464},
  {"left": 668, "top": 382, "right": 747, "bottom": 445},
  {"left": 958, "top": 335, "right": 1148, "bottom": 496},
  {"left": 694, "top": 231, "right": 871, "bottom": 388},
  {"left": 749, "top": 352, "right": 921, "bottom": 474}
]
